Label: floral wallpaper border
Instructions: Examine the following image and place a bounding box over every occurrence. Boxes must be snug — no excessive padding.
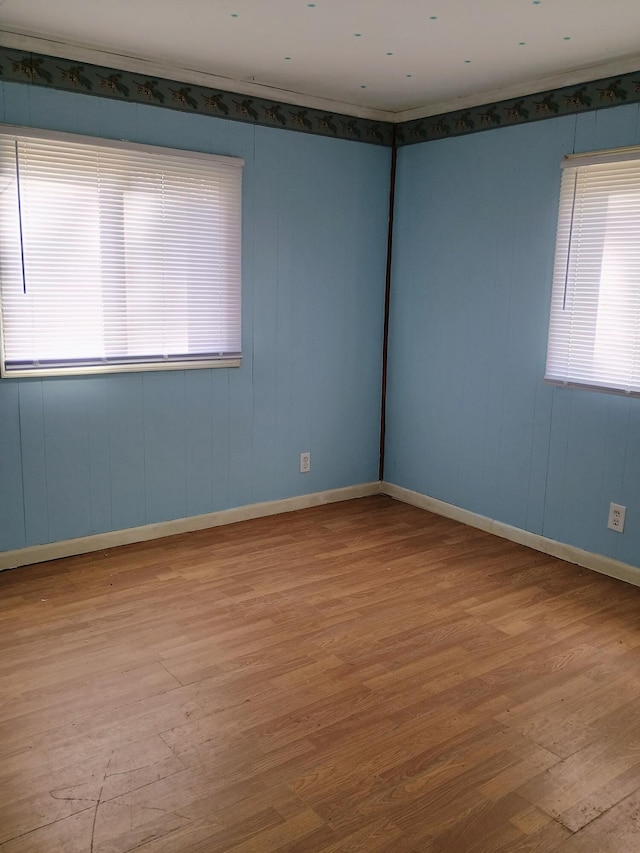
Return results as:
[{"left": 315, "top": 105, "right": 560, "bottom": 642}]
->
[
  {"left": 397, "top": 71, "right": 640, "bottom": 146},
  {"left": 1, "top": 46, "right": 640, "bottom": 148},
  {"left": 0, "top": 47, "right": 394, "bottom": 146}
]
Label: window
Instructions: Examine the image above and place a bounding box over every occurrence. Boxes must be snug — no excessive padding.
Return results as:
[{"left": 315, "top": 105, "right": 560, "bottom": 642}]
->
[
  {"left": 546, "top": 146, "right": 640, "bottom": 396},
  {"left": 0, "top": 127, "right": 243, "bottom": 377}
]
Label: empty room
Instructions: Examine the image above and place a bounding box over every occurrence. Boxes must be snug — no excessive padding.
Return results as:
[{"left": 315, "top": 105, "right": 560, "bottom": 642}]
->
[{"left": 2, "top": 1, "right": 640, "bottom": 850}]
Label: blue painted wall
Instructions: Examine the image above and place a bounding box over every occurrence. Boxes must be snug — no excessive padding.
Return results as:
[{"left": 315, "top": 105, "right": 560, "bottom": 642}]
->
[
  {"left": 0, "top": 82, "right": 389, "bottom": 552},
  {"left": 385, "top": 102, "right": 640, "bottom": 570},
  {"left": 4, "top": 79, "right": 638, "bottom": 574}
]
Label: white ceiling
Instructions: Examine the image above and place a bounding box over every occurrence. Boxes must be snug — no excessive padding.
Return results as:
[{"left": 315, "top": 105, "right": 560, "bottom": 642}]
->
[{"left": 1, "top": 0, "right": 640, "bottom": 121}]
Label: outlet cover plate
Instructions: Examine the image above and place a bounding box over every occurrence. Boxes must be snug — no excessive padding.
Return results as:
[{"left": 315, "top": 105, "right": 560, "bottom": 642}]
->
[{"left": 608, "top": 502, "right": 626, "bottom": 533}]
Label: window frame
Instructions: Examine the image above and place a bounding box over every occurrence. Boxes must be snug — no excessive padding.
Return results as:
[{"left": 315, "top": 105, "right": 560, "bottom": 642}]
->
[
  {"left": 545, "top": 145, "right": 640, "bottom": 397},
  {"left": 0, "top": 125, "right": 243, "bottom": 379}
]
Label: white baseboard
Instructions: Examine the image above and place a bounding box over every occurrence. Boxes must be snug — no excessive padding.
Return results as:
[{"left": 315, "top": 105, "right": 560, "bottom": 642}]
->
[
  {"left": 0, "top": 482, "right": 381, "bottom": 572},
  {"left": 381, "top": 481, "right": 640, "bottom": 589},
  {"left": 7, "top": 480, "right": 638, "bottom": 589}
]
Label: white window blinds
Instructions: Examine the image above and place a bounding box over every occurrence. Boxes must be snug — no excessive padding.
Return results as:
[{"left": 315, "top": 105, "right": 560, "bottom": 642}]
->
[
  {"left": 546, "top": 147, "right": 640, "bottom": 396},
  {"left": 0, "top": 127, "right": 243, "bottom": 377}
]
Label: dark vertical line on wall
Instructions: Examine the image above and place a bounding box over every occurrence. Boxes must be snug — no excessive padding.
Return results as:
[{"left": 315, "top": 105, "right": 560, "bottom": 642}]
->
[
  {"left": 378, "top": 124, "right": 397, "bottom": 482},
  {"left": 16, "top": 386, "right": 28, "bottom": 548},
  {"left": 541, "top": 386, "right": 557, "bottom": 540},
  {"left": 40, "top": 381, "right": 50, "bottom": 543}
]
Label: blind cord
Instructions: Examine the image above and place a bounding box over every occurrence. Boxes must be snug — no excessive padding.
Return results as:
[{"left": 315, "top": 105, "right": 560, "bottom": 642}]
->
[
  {"left": 14, "top": 142, "right": 27, "bottom": 295},
  {"left": 562, "top": 171, "right": 578, "bottom": 312}
]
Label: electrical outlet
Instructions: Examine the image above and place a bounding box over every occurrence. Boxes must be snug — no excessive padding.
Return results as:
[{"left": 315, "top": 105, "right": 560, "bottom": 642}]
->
[
  {"left": 300, "top": 452, "right": 310, "bottom": 473},
  {"left": 607, "top": 502, "right": 626, "bottom": 533}
]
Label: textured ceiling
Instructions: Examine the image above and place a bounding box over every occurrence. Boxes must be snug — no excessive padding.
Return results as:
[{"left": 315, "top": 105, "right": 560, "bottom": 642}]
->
[{"left": 1, "top": 0, "right": 640, "bottom": 120}]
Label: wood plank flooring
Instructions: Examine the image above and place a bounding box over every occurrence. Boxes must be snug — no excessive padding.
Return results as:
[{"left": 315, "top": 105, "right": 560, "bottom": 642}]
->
[{"left": 2, "top": 495, "right": 640, "bottom": 851}]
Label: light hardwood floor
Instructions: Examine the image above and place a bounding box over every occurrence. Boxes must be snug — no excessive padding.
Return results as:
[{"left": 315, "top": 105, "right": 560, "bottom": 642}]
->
[{"left": 2, "top": 495, "right": 640, "bottom": 852}]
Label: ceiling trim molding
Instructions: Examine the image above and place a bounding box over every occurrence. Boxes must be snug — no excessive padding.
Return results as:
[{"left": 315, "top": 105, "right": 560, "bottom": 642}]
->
[
  {"left": 0, "top": 41, "right": 394, "bottom": 146},
  {"left": 396, "top": 67, "right": 640, "bottom": 146},
  {"left": 396, "top": 52, "right": 640, "bottom": 123},
  {"left": 0, "top": 40, "right": 639, "bottom": 150},
  {"left": 0, "top": 31, "right": 396, "bottom": 123}
]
